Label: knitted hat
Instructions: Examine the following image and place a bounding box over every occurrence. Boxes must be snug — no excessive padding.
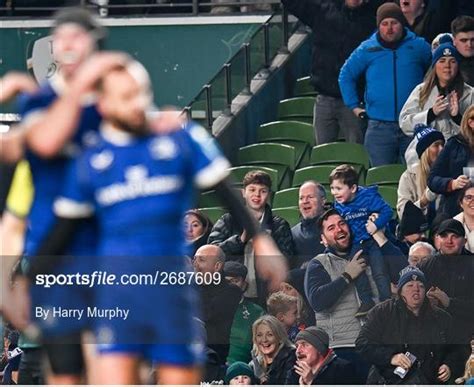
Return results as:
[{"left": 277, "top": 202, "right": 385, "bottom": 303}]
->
[
  {"left": 436, "top": 218, "right": 465, "bottom": 237},
  {"left": 295, "top": 326, "right": 329, "bottom": 355},
  {"left": 414, "top": 124, "right": 445, "bottom": 158},
  {"left": 397, "top": 266, "right": 427, "bottom": 290},
  {"left": 431, "top": 42, "right": 462, "bottom": 67},
  {"left": 225, "top": 361, "right": 255, "bottom": 384},
  {"left": 53, "top": 7, "right": 106, "bottom": 42},
  {"left": 223, "top": 261, "right": 248, "bottom": 279},
  {"left": 399, "top": 201, "right": 428, "bottom": 237},
  {"left": 376, "top": 3, "right": 406, "bottom": 26}
]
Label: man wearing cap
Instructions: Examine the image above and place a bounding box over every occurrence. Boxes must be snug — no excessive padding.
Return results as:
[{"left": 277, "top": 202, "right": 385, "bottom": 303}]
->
[
  {"left": 294, "top": 326, "right": 355, "bottom": 385},
  {"left": 420, "top": 219, "right": 474, "bottom": 361},
  {"left": 224, "top": 261, "right": 265, "bottom": 364},
  {"left": 339, "top": 3, "right": 431, "bottom": 166},
  {"left": 356, "top": 266, "right": 459, "bottom": 384}
]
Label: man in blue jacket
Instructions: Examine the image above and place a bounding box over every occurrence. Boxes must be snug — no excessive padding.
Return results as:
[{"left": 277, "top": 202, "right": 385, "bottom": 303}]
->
[{"left": 339, "top": 3, "right": 431, "bottom": 166}]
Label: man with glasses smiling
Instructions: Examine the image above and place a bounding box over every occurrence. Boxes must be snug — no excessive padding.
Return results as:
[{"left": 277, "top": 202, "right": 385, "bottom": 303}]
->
[{"left": 420, "top": 218, "right": 474, "bottom": 376}]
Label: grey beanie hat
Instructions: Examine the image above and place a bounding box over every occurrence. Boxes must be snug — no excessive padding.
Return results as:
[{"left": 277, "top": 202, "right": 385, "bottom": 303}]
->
[{"left": 295, "top": 326, "right": 329, "bottom": 355}]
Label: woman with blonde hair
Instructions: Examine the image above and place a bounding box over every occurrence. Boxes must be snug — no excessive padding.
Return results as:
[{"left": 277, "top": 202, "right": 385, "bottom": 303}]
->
[
  {"left": 397, "top": 124, "right": 445, "bottom": 219},
  {"left": 428, "top": 105, "right": 474, "bottom": 217},
  {"left": 249, "top": 315, "right": 297, "bottom": 385},
  {"left": 400, "top": 39, "right": 474, "bottom": 140}
]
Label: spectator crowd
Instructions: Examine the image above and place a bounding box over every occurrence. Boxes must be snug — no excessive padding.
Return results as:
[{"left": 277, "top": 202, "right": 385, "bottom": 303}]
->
[{"left": 1, "top": 0, "right": 474, "bottom": 385}]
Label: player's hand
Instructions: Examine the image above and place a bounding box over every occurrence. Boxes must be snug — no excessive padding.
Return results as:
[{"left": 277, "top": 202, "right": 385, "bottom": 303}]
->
[
  {"left": 71, "top": 52, "right": 129, "bottom": 95},
  {"left": 390, "top": 353, "right": 412, "bottom": 370},
  {"left": 0, "top": 72, "right": 38, "bottom": 102},
  {"left": 344, "top": 250, "right": 367, "bottom": 280},
  {"left": 148, "top": 107, "right": 185, "bottom": 134},
  {"left": 437, "top": 364, "right": 451, "bottom": 382},
  {"left": 253, "top": 233, "right": 288, "bottom": 292},
  {"left": 294, "top": 360, "right": 314, "bottom": 385},
  {"left": 2, "top": 276, "right": 31, "bottom": 331}
]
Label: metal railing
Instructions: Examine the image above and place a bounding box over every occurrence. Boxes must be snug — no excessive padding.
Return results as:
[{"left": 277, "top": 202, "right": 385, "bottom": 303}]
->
[
  {"left": 183, "top": 6, "right": 300, "bottom": 131},
  {"left": 0, "top": 0, "right": 282, "bottom": 17}
]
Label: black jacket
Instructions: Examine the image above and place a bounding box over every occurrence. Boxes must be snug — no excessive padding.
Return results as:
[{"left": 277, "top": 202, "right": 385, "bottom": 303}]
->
[
  {"left": 419, "top": 251, "right": 474, "bottom": 344},
  {"left": 208, "top": 204, "right": 295, "bottom": 264},
  {"left": 428, "top": 134, "right": 472, "bottom": 217},
  {"left": 460, "top": 56, "right": 474, "bottom": 87},
  {"left": 281, "top": 0, "right": 384, "bottom": 97},
  {"left": 310, "top": 350, "right": 356, "bottom": 385},
  {"left": 291, "top": 216, "right": 324, "bottom": 267},
  {"left": 198, "top": 279, "right": 242, "bottom": 364},
  {"left": 356, "top": 298, "right": 460, "bottom": 384},
  {"left": 252, "top": 345, "right": 299, "bottom": 385},
  {"left": 408, "top": 0, "right": 455, "bottom": 44}
]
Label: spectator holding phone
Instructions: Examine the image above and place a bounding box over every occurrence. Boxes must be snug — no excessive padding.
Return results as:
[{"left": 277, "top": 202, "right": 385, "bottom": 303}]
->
[{"left": 428, "top": 105, "right": 474, "bottom": 217}]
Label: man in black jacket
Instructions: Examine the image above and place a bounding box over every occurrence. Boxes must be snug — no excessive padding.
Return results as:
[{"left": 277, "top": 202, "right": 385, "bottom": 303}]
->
[
  {"left": 356, "top": 266, "right": 459, "bottom": 384},
  {"left": 421, "top": 219, "right": 474, "bottom": 370},
  {"left": 452, "top": 15, "right": 474, "bottom": 86},
  {"left": 294, "top": 326, "right": 355, "bottom": 385},
  {"left": 194, "top": 244, "right": 242, "bottom": 366},
  {"left": 281, "top": 0, "right": 386, "bottom": 145},
  {"left": 208, "top": 170, "right": 295, "bottom": 305}
]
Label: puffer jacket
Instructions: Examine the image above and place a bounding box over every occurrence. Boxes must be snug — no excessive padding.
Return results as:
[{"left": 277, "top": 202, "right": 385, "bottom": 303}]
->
[
  {"left": 208, "top": 204, "right": 295, "bottom": 263},
  {"left": 281, "top": 0, "right": 383, "bottom": 97},
  {"left": 399, "top": 82, "right": 474, "bottom": 139},
  {"left": 339, "top": 29, "right": 431, "bottom": 122},
  {"left": 250, "top": 345, "right": 298, "bottom": 385},
  {"left": 356, "top": 298, "right": 459, "bottom": 385},
  {"left": 427, "top": 134, "right": 472, "bottom": 217}
]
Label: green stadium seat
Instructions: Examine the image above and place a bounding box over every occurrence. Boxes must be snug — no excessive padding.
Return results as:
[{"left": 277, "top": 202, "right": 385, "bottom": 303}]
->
[
  {"left": 198, "top": 207, "right": 227, "bottom": 224},
  {"left": 377, "top": 186, "right": 398, "bottom": 212},
  {"left": 365, "top": 164, "right": 406, "bottom": 187},
  {"left": 310, "top": 142, "right": 370, "bottom": 170},
  {"left": 273, "top": 187, "right": 299, "bottom": 209},
  {"left": 272, "top": 206, "right": 301, "bottom": 227},
  {"left": 292, "top": 164, "right": 364, "bottom": 188},
  {"left": 278, "top": 97, "right": 315, "bottom": 124},
  {"left": 256, "top": 121, "right": 314, "bottom": 168},
  {"left": 227, "top": 166, "right": 279, "bottom": 192},
  {"left": 294, "top": 76, "right": 316, "bottom": 97},
  {"left": 198, "top": 188, "right": 243, "bottom": 208},
  {"left": 238, "top": 143, "right": 296, "bottom": 189}
]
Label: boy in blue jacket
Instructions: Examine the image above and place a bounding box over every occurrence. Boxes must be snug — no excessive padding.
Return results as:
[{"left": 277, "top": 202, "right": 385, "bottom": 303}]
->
[{"left": 330, "top": 164, "right": 393, "bottom": 315}]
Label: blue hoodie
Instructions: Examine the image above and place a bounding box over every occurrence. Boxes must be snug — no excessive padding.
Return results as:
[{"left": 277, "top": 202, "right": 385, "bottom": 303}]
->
[
  {"left": 339, "top": 29, "right": 431, "bottom": 122},
  {"left": 334, "top": 185, "right": 392, "bottom": 245}
]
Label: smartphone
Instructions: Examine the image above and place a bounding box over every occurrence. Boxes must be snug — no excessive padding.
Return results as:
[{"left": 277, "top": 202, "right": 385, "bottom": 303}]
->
[{"left": 394, "top": 352, "right": 417, "bottom": 379}]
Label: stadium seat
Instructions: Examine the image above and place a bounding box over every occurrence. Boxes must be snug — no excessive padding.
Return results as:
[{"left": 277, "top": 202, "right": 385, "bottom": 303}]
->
[
  {"left": 292, "top": 164, "right": 364, "bottom": 188},
  {"left": 365, "top": 164, "right": 406, "bottom": 187},
  {"left": 273, "top": 187, "right": 299, "bottom": 209},
  {"left": 310, "top": 142, "right": 370, "bottom": 170},
  {"left": 198, "top": 207, "right": 227, "bottom": 224},
  {"left": 377, "top": 186, "right": 398, "bottom": 212},
  {"left": 198, "top": 188, "right": 243, "bottom": 208},
  {"left": 277, "top": 97, "right": 315, "bottom": 124},
  {"left": 256, "top": 121, "right": 314, "bottom": 168},
  {"left": 238, "top": 143, "right": 296, "bottom": 189},
  {"left": 272, "top": 206, "right": 301, "bottom": 227},
  {"left": 294, "top": 76, "right": 316, "bottom": 97},
  {"left": 227, "top": 165, "right": 279, "bottom": 192}
]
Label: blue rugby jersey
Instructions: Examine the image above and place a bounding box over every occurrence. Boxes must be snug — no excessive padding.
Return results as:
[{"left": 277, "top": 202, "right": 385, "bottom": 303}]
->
[
  {"left": 18, "top": 76, "right": 100, "bottom": 257},
  {"left": 54, "top": 122, "right": 230, "bottom": 261}
]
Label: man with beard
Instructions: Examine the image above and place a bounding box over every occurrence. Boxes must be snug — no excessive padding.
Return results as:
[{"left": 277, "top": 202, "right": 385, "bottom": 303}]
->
[
  {"left": 304, "top": 208, "right": 406, "bottom": 383},
  {"left": 356, "top": 266, "right": 458, "bottom": 384},
  {"left": 26, "top": 59, "right": 287, "bottom": 384}
]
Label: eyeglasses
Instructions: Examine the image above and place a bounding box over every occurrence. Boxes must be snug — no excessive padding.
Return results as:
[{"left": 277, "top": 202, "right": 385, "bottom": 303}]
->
[{"left": 463, "top": 194, "right": 474, "bottom": 202}]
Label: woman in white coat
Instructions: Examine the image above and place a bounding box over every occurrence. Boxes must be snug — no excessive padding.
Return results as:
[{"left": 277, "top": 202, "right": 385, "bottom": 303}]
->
[{"left": 400, "top": 39, "right": 474, "bottom": 140}]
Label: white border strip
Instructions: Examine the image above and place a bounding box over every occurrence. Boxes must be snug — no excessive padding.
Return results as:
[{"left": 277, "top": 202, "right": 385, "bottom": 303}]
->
[{"left": 0, "top": 15, "right": 270, "bottom": 28}]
